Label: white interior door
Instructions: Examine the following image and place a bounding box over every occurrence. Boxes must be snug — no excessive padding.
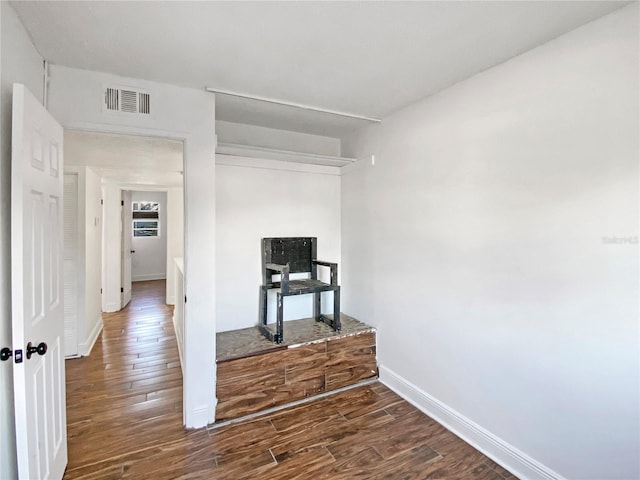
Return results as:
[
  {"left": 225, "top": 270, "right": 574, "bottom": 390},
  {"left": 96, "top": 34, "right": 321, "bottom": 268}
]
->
[
  {"left": 63, "top": 174, "right": 79, "bottom": 357},
  {"left": 11, "top": 84, "right": 67, "bottom": 479},
  {"left": 121, "top": 190, "right": 133, "bottom": 308}
]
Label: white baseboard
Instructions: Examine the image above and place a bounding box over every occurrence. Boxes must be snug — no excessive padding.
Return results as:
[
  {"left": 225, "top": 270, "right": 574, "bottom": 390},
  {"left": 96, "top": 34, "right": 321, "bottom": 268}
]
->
[
  {"left": 379, "top": 365, "right": 566, "bottom": 480},
  {"left": 173, "top": 313, "right": 184, "bottom": 375},
  {"left": 186, "top": 403, "right": 215, "bottom": 429},
  {"left": 79, "top": 315, "right": 103, "bottom": 357},
  {"left": 132, "top": 274, "right": 166, "bottom": 282},
  {"left": 104, "top": 301, "right": 121, "bottom": 313}
]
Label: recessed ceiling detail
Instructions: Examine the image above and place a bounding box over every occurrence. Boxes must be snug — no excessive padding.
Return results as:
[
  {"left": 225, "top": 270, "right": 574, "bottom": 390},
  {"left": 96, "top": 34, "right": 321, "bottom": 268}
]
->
[{"left": 12, "top": 1, "right": 631, "bottom": 136}]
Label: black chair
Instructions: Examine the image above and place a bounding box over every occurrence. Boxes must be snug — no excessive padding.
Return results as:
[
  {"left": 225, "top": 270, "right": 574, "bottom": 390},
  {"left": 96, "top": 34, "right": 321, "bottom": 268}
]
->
[{"left": 259, "top": 237, "right": 340, "bottom": 343}]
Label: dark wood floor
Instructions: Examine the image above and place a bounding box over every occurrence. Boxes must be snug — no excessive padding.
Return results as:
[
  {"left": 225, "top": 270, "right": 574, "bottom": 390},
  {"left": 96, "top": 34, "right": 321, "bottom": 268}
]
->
[{"left": 64, "top": 280, "right": 517, "bottom": 480}]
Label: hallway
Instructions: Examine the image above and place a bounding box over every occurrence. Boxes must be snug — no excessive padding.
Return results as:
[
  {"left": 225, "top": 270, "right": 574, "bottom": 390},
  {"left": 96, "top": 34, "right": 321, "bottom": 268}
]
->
[{"left": 64, "top": 279, "right": 199, "bottom": 478}]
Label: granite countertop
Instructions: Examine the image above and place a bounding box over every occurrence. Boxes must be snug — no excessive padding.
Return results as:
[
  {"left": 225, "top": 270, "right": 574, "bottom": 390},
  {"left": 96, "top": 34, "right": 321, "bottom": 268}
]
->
[{"left": 216, "top": 314, "right": 375, "bottom": 362}]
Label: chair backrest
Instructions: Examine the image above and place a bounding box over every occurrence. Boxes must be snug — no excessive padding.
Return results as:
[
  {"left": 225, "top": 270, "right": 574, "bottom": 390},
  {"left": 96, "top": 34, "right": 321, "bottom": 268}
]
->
[{"left": 262, "top": 237, "right": 317, "bottom": 275}]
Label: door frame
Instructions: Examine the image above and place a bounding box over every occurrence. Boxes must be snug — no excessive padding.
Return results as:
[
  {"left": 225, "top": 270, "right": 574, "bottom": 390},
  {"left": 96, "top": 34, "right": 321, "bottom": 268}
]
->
[
  {"left": 125, "top": 188, "right": 174, "bottom": 286},
  {"left": 105, "top": 186, "right": 179, "bottom": 307},
  {"left": 63, "top": 172, "right": 80, "bottom": 358},
  {"left": 120, "top": 189, "right": 133, "bottom": 309},
  {"left": 61, "top": 123, "right": 192, "bottom": 425}
]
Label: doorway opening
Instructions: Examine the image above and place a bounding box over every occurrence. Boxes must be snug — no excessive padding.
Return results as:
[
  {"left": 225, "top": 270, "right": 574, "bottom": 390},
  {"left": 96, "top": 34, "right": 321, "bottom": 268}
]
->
[
  {"left": 62, "top": 130, "right": 185, "bottom": 425},
  {"left": 122, "top": 190, "right": 170, "bottom": 309}
]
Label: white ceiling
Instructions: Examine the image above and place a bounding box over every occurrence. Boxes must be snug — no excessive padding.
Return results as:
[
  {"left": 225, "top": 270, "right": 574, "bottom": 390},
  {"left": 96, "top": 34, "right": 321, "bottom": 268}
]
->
[
  {"left": 65, "top": 131, "right": 183, "bottom": 187},
  {"left": 11, "top": 1, "right": 629, "bottom": 137}
]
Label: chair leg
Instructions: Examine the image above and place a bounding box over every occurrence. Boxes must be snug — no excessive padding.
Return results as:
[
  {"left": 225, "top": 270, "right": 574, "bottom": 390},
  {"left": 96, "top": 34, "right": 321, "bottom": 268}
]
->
[
  {"left": 333, "top": 287, "right": 341, "bottom": 332},
  {"left": 313, "top": 292, "right": 321, "bottom": 322},
  {"left": 258, "top": 286, "right": 279, "bottom": 343},
  {"left": 276, "top": 292, "right": 284, "bottom": 344},
  {"left": 259, "top": 286, "right": 268, "bottom": 326}
]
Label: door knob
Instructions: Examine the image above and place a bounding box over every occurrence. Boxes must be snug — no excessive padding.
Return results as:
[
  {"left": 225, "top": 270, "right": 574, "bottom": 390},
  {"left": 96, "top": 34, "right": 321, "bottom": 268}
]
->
[
  {"left": 0, "top": 347, "right": 12, "bottom": 362},
  {"left": 26, "top": 342, "right": 47, "bottom": 360}
]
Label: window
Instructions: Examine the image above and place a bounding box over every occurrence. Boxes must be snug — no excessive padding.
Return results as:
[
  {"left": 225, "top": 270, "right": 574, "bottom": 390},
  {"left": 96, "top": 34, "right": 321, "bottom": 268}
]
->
[{"left": 132, "top": 201, "right": 160, "bottom": 237}]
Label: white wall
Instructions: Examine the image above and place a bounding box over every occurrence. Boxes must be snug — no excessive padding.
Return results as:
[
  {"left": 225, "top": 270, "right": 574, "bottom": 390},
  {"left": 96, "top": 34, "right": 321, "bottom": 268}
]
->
[
  {"left": 216, "top": 157, "right": 341, "bottom": 332},
  {"left": 101, "top": 182, "right": 122, "bottom": 312},
  {"left": 103, "top": 185, "right": 184, "bottom": 306},
  {"left": 63, "top": 165, "right": 103, "bottom": 356},
  {"left": 48, "top": 65, "right": 217, "bottom": 427},
  {"left": 82, "top": 167, "right": 103, "bottom": 354},
  {"left": 0, "top": 3, "right": 44, "bottom": 478},
  {"left": 166, "top": 186, "right": 184, "bottom": 305},
  {"left": 216, "top": 120, "right": 340, "bottom": 156},
  {"left": 63, "top": 172, "right": 81, "bottom": 356},
  {"left": 131, "top": 191, "right": 168, "bottom": 281},
  {"left": 341, "top": 5, "right": 639, "bottom": 480}
]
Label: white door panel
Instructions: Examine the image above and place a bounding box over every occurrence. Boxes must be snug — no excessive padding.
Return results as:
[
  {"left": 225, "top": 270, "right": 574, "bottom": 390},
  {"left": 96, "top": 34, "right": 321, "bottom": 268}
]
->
[{"left": 11, "top": 83, "right": 67, "bottom": 479}]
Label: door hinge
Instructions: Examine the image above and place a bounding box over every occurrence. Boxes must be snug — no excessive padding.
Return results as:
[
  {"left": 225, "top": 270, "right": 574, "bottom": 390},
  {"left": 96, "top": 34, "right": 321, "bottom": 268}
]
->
[
  {"left": 100, "top": 288, "right": 103, "bottom": 294},
  {"left": 121, "top": 287, "right": 124, "bottom": 293},
  {"left": 101, "top": 199, "right": 104, "bottom": 205},
  {"left": 121, "top": 200, "right": 124, "bottom": 206},
  {"left": 184, "top": 295, "right": 187, "bottom": 304}
]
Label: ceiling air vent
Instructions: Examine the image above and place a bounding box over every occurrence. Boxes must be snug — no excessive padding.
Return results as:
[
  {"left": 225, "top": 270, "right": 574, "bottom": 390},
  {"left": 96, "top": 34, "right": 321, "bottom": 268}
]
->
[{"left": 103, "top": 86, "right": 150, "bottom": 115}]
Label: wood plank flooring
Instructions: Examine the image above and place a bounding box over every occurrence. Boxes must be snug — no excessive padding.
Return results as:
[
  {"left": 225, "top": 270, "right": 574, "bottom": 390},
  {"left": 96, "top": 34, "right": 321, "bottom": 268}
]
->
[{"left": 64, "top": 280, "right": 517, "bottom": 480}]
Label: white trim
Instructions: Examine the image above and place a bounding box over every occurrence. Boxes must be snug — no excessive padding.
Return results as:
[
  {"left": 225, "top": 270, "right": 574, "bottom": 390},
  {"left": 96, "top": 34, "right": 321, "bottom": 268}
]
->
[
  {"left": 172, "top": 257, "right": 185, "bottom": 375},
  {"left": 63, "top": 121, "right": 201, "bottom": 428},
  {"left": 206, "top": 87, "right": 381, "bottom": 123},
  {"left": 62, "top": 123, "right": 190, "bottom": 140},
  {"left": 101, "top": 181, "right": 179, "bottom": 191},
  {"left": 188, "top": 404, "right": 215, "bottom": 430},
  {"left": 379, "top": 365, "right": 566, "bottom": 480},
  {"left": 78, "top": 316, "right": 103, "bottom": 357},
  {"left": 173, "top": 311, "right": 184, "bottom": 374},
  {"left": 103, "top": 301, "right": 121, "bottom": 313},
  {"left": 216, "top": 142, "right": 355, "bottom": 168},
  {"left": 132, "top": 274, "right": 166, "bottom": 282},
  {"left": 216, "top": 154, "right": 341, "bottom": 176},
  {"left": 43, "top": 60, "right": 50, "bottom": 109}
]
